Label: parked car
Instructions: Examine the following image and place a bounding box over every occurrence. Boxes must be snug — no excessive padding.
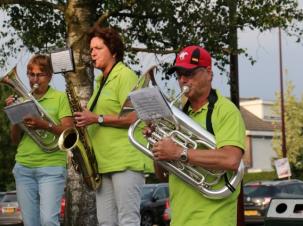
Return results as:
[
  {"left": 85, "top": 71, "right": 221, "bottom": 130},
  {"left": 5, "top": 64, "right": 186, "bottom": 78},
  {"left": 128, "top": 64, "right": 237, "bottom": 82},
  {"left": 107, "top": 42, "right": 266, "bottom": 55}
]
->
[
  {"left": 162, "top": 198, "right": 171, "bottom": 226},
  {"left": 0, "top": 191, "right": 65, "bottom": 226},
  {"left": 59, "top": 195, "right": 66, "bottom": 225},
  {"left": 140, "top": 183, "right": 169, "bottom": 226},
  {"left": 244, "top": 179, "right": 303, "bottom": 224},
  {"left": 0, "top": 191, "right": 23, "bottom": 225},
  {"left": 0, "top": 192, "right": 5, "bottom": 202}
]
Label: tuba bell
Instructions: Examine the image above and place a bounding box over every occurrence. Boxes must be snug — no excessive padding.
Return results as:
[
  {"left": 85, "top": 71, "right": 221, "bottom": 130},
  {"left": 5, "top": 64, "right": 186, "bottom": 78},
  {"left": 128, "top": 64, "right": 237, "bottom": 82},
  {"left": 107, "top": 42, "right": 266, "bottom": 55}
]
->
[
  {"left": 0, "top": 66, "right": 60, "bottom": 152},
  {"left": 126, "top": 66, "right": 245, "bottom": 199}
]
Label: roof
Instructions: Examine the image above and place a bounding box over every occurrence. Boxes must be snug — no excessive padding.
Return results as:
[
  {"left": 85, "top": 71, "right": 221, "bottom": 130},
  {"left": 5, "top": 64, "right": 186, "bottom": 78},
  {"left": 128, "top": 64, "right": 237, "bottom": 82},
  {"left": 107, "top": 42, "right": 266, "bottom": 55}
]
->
[{"left": 240, "top": 107, "right": 275, "bottom": 132}]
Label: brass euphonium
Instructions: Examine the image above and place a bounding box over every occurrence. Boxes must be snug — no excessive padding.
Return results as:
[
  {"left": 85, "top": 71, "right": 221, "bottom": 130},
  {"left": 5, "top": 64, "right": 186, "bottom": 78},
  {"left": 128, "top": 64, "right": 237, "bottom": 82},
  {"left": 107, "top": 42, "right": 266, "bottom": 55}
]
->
[
  {"left": 126, "top": 66, "right": 245, "bottom": 199},
  {"left": 58, "top": 77, "right": 101, "bottom": 191},
  {"left": 0, "top": 66, "right": 59, "bottom": 152}
]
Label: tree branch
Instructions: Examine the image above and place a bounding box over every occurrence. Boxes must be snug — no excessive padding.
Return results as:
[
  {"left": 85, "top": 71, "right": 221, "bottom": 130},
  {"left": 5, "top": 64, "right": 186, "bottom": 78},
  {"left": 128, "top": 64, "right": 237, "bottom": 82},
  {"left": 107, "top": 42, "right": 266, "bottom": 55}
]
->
[
  {"left": 0, "top": 0, "right": 66, "bottom": 12},
  {"left": 129, "top": 47, "right": 176, "bottom": 54}
]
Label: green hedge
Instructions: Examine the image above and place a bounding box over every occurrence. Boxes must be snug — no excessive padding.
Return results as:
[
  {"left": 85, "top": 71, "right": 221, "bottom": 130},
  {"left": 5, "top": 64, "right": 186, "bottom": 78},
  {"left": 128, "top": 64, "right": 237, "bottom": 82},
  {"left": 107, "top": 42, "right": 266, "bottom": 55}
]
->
[{"left": 243, "top": 171, "right": 277, "bottom": 184}]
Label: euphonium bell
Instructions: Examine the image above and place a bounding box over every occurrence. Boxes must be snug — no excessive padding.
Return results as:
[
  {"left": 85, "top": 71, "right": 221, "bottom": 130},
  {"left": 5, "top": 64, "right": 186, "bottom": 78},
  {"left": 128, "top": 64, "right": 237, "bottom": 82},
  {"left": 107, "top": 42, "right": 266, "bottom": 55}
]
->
[
  {"left": 0, "top": 66, "right": 59, "bottom": 152},
  {"left": 125, "top": 66, "right": 245, "bottom": 199}
]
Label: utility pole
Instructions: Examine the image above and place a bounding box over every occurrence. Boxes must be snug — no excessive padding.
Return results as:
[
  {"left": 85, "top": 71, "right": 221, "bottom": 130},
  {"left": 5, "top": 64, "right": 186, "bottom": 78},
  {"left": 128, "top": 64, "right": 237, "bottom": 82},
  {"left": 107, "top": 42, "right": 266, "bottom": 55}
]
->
[
  {"left": 278, "top": 27, "right": 287, "bottom": 158},
  {"left": 228, "top": 2, "right": 244, "bottom": 226}
]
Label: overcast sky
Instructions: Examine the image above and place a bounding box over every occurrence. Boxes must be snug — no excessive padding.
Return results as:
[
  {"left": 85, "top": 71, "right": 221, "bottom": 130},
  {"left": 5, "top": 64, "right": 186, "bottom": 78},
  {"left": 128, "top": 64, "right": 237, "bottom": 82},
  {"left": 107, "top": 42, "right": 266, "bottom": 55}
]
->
[{"left": 1, "top": 4, "right": 303, "bottom": 102}]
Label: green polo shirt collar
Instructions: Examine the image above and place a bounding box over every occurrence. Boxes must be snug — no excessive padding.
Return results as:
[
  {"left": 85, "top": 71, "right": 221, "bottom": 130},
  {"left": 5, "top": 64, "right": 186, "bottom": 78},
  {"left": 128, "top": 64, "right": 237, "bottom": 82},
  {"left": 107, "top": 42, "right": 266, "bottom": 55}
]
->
[
  {"left": 187, "top": 89, "right": 221, "bottom": 115},
  {"left": 95, "top": 61, "right": 124, "bottom": 86},
  {"left": 38, "top": 86, "right": 57, "bottom": 101}
]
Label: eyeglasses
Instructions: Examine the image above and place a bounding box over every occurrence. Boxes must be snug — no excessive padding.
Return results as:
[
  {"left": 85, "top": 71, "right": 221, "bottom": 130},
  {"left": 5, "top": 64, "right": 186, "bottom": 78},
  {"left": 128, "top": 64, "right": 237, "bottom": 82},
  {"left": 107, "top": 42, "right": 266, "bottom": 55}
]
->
[
  {"left": 27, "top": 72, "right": 49, "bottom": 79},
  {"left": 176, "top": 67, "right": 206, "bottom": 79}
]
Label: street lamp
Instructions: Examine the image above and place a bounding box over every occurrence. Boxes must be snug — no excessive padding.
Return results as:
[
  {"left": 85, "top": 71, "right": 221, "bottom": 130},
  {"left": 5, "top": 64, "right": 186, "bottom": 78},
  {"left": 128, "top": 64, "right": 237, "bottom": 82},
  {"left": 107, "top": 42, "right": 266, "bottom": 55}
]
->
[{"left": 278, "top": 27, "right": 287, "bottom": 158}]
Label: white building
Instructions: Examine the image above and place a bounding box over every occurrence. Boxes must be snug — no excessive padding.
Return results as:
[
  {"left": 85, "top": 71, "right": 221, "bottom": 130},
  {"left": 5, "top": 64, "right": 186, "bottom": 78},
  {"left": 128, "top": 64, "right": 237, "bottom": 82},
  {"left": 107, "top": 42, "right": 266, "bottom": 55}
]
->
[{"left": 240, "top": 98, "right": 279, "bottom": 172}]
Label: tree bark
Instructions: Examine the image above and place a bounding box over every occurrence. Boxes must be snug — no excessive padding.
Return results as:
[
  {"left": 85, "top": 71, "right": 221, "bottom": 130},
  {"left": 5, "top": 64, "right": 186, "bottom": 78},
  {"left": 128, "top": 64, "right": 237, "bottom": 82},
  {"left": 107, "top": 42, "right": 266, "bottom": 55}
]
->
[{"left": 63, "top": 1, "right": 98, "bottom": 225}]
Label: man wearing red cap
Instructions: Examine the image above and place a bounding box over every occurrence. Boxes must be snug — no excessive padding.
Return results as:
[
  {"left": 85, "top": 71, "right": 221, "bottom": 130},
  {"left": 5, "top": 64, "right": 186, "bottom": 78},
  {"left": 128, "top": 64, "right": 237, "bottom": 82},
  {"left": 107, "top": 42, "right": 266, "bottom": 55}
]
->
[{"left": 151, "top": 45, "right": 246, "bottom": 226}]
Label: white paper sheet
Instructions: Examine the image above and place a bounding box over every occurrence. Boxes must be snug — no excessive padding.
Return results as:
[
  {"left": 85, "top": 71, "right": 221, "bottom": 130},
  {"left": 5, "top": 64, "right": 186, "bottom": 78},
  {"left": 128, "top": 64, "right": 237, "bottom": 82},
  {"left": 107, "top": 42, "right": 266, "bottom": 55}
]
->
[
  {"left": 4, "top": 100, "right": 41, "bottom": 124},
  {"left": 129, "top": 87, "right": 172, "bottom": 121}
]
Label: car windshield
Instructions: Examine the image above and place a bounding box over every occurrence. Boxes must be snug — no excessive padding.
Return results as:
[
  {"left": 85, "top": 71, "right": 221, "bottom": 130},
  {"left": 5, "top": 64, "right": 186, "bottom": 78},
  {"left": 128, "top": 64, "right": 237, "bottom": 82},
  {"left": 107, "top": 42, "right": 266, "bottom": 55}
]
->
[
  {"left": 244, "top": 185, "right": 277, "bottom": 197},
  {"left": 141, "top": 187, "right": 155, "bottom": 200},
  {"left": 2, "top": 194, "right": 17, "bottom": 202}
]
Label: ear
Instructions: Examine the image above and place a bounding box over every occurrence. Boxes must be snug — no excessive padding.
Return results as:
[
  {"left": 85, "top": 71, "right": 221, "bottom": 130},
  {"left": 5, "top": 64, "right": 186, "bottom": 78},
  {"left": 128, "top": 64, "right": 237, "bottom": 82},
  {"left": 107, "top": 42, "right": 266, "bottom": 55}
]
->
[{"left": 206, "top": 67, "right": 212, "bottom": 81}]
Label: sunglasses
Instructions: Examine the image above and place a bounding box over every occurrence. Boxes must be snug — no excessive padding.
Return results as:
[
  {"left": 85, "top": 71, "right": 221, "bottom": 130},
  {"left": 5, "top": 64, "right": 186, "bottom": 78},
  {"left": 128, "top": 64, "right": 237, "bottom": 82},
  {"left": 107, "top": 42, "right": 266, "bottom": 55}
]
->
[{"left": 176, "top": 67, "right": 206, "bottom": 78}]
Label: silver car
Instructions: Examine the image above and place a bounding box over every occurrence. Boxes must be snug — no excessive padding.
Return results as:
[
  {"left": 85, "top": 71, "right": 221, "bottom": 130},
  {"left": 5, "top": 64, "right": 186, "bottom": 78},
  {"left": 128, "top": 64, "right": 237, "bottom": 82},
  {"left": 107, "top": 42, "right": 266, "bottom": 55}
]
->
[{"left": 0, "top": 191, "right": 23, "bottom": 225}]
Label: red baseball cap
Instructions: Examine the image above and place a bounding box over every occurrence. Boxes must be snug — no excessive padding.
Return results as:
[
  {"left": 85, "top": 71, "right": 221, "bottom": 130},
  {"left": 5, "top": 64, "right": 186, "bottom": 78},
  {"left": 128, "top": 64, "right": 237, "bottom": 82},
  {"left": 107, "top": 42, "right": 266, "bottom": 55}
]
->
[{"left": 167, "top": 45, "right": 212, "bottom": 74}]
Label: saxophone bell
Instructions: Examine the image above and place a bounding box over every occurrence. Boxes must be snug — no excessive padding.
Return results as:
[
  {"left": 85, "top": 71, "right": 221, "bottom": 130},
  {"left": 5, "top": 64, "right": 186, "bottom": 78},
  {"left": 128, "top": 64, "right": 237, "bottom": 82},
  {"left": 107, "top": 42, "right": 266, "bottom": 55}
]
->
[{"left": 58, "top": 127, "right": 101, "bottom": 190}]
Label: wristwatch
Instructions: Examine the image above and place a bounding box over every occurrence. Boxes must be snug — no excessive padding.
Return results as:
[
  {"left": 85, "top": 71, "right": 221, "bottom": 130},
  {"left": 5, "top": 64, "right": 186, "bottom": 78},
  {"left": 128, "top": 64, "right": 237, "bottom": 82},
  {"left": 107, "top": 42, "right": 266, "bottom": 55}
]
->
[
  {"left": 97, "top": 115, "right": 104, "bottom": 125},
  {"left": 179, "top": 148, "right": 189, "bottom": 163}
]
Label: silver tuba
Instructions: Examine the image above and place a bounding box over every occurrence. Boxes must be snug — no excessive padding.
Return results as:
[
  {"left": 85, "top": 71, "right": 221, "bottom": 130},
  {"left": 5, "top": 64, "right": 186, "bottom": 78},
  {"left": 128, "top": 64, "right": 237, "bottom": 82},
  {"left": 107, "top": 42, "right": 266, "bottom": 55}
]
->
[
  {"left": 0, "top": 66, "right": 59, "bottom": 152},
  {"left": 126, "top": 66, "right": 245, "bottom": 199}
]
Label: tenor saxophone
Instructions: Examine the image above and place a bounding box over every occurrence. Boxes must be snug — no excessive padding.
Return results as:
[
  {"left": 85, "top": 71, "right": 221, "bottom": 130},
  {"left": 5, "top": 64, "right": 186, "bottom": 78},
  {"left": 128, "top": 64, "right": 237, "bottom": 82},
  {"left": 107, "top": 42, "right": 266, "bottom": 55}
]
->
[{"left": 58, "top": 78, "right": 101, "bottom": 191}]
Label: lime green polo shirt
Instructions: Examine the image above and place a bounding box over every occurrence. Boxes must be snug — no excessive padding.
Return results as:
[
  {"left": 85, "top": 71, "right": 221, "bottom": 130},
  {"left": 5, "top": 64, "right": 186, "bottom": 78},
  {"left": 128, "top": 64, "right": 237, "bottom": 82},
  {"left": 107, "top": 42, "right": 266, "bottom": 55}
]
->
[
  {"left": 169, "top": 90, "right": 246, "bottom": 226},
  {"left": 87, "top": 62, "right": 153, "bottom": 174},
  {"left": 15, "top": 86, "right": 72, "bottom": 167}
]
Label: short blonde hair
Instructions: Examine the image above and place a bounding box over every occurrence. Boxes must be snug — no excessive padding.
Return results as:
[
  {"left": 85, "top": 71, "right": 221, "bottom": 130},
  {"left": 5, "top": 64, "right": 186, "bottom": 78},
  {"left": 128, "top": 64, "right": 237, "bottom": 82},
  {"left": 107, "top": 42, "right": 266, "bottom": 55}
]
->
[{"left": 27, "top": 54, "right": 53, "bottom": 76}]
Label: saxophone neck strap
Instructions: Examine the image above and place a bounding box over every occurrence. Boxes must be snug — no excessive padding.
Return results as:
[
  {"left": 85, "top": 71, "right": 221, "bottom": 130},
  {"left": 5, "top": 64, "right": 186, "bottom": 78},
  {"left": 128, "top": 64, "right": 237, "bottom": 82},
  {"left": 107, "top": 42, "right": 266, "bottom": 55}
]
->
[
  {"left": 89, "top": 61, "right": 119, "bottom": 112},
  {"left": 182, "top": 88, "right": 218, "bottom": 135}
]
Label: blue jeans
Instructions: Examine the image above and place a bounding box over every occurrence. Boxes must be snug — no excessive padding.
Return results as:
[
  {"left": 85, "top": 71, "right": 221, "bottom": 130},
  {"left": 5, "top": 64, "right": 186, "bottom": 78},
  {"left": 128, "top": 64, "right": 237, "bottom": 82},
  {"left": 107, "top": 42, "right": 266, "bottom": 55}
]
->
[
  {"left": 96, "top": 170, "right": 145, "bottom": 226},
  {"left": 13, "top": 163, "right": 66, "bottom": 226}
]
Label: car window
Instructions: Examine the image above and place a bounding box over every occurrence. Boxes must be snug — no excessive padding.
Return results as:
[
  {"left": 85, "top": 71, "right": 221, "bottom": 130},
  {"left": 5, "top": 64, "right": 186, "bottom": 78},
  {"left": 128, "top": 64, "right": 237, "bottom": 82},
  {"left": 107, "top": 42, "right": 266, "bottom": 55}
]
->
[
  {"left": 154, "top": 187, "right": 168, "bottom": 200},
  {"left": 244, "top": 185, "right": 277, "bottom": 197},
  {"left": 0, "top": 193, "right": 5, "bottom": 202},
  {"left": 141, "top": 187, "right": 154, "bottom": 200},
  {"left": 2, "top": 194, "right": 17, "bottom": 202},
  {"left": 284, "top": 183, "right": 303, "bottom": 194}
]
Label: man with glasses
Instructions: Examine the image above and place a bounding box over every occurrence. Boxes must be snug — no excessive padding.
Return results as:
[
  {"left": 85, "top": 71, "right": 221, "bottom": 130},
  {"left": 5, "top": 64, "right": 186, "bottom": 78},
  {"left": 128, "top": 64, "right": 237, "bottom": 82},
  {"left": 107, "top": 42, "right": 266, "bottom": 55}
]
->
[
  {"left": 5, "top": 54, "right": 73, "bottom": 226},
  {"left": 150, "top": 45, "right": 246, "bottom": 226}
]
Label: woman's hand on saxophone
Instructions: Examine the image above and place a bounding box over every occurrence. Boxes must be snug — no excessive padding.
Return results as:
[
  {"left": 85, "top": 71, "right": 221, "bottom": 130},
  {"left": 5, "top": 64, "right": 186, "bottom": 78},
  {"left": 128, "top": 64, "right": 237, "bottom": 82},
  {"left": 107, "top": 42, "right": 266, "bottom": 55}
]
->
[{"left": 74, "top": 108, "right": 98, "bottom": 127}]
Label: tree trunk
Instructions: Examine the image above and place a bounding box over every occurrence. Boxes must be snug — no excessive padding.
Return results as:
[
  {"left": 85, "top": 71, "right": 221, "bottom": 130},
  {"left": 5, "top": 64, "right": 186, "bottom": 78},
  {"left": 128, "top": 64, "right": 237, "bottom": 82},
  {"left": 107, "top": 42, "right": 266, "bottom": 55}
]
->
[{"left": 63, "top": 1, "right": 98, "bottom": 225}]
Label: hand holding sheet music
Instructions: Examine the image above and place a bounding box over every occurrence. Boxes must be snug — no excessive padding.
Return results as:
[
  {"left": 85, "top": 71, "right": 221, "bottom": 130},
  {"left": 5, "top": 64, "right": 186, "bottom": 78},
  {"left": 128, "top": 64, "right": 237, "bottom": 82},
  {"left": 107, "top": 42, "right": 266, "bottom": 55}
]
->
[{"left": 4, "top": 100, "right": 41, "bottom": 125}]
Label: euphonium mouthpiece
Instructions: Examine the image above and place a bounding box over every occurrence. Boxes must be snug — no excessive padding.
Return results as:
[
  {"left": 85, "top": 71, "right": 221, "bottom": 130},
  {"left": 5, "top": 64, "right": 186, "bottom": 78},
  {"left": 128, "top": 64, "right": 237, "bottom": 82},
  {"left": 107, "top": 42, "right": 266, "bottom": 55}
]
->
[
  {"left": 182, "top": 86, "right": 190, "bottom": 94},
  {"left": 170, "top": 86, "right": 190, "bottom": 107},
  {"left": 30, "top": 83, "right": 39, "bottom": 95}
]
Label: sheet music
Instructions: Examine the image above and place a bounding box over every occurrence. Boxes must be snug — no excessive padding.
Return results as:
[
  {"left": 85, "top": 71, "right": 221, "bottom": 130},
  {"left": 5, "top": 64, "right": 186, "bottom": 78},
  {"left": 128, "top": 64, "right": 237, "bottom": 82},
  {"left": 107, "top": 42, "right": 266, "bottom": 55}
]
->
[
  {"left": 50, "top": 49, "right": 74, "bottom": 73},
  {"left": 4, "top": 100, "right": 41, "bottom": 124},
  {"left": 129, "top": 87, "right": 172, "bottom": 121}
]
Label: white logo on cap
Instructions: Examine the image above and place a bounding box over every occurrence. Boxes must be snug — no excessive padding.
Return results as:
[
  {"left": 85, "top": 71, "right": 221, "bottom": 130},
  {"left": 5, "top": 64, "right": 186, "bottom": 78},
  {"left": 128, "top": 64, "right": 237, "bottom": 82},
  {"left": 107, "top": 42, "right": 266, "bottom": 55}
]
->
[{"left": 179, "top": 51, "right": 188, "bottom": 60}]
